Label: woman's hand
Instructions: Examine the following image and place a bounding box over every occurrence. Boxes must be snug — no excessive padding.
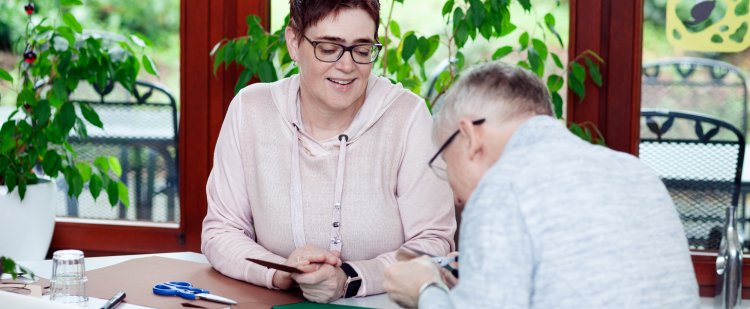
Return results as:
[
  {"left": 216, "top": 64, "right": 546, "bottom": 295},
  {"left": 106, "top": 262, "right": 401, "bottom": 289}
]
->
[
  {"left": 272, "top": 245, "right": 342, "bottom": 290},
  {"left": 291, "top": 263, "right": 348, "bottom": 303}
]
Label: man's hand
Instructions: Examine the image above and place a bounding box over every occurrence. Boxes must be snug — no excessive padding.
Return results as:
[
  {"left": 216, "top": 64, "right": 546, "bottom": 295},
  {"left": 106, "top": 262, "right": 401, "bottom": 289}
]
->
[
  {"left": 291, "top": 263, "right": 348, "bottom": 303},
  {"left": 272, "top": 245, "right": 342, "bottom": 290},
  {"left": 440, "top": 251, "right": 459, "bottom": 288},
  {"left": 383, "top": 256, "right": 443, "bottom": 308}
]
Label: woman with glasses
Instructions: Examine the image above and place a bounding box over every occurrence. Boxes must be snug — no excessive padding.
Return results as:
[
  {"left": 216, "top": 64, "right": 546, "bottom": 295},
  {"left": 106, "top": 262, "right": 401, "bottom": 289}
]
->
[{"left": 201, "top": 0, "right": 456, "bottom": 303}]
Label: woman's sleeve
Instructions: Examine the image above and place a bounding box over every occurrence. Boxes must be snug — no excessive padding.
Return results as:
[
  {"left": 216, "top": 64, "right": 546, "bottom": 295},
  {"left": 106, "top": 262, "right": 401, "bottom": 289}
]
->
[
  {"left": 201, "top": 91, "right": 286, "bottom": 289},
  {"left": 347, "top": 98, "right": 457, "bottom": 296}
]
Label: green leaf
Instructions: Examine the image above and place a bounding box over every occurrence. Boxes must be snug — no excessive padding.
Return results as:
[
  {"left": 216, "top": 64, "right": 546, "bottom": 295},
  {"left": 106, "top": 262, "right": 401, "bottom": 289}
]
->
[
  {"left": 18, "top": 180, "right": 26, "bottom": 200},
  {"left": 0, "top": 68, "right": 12, "bottom": 82},
  {"left": 258, "top": 61, "right": 277, "bottom": 82},
  {"left": 528, "top": 48, "right": 544, "bottom": 77},
  {"left": 571, "top": 62, "right": 586, "bottom": 83},
  {"left": 76, "top": 163, "right": 92, "bottom": 183},
  {"left": 58, "top": 102, "right": 76, "bottom": 134},
  {"left": 94, "top": 156, "right": 110, "bottom": 173},
  {"left": 479, "top": 22, "right": 493, "bottom": 40},
  {"left": 442, "top": 0, "right": 455, "bottom": 16},
  {"left": 455, "top": 21, "right": 469, "bottom": 48},
  {"left": 551, "top": 53, "right": 564, "bottom": 69},
  {"left": 453, "top": 8, "right": 465, "bottom": 31},
  {"left": 390, "top": 20, "right": 401, "bottom": 38},
  {"left": 585, "top": 58, "right": 603, "bottom": 87},
  {"left": 4, "top": 170, "right": 16, "bottom": 193},
  {"left": 60, "top": 0, "right": 83, "bottom": 5},
  {"left": 568, "top": 70, "right": 586, "bottom": 100},
  {"left": 552, "top": 92, "right": 564, "bottom": 118},
  {"left": 79, "top": 103, "right": 103, "bottom": 128},
  {"left": 518, "top": 32, "right": 529, "bottom": 50},
  {"left": 142, "top": 55, "right": 159, "bottom": 76},
  {"left": 210, "top": 41, "right": 224, "bottom": 56},
  {"left": 455, "top": 51, "right": 466, "bottom": 70},
  {"left": 492, "top": 46, "right": 513, "bottom": 60},
  {"left": 235, "top": 69, "right": 253, "bottom": 94},
  {"left": 117, "top": 181, "right": 130, "bottom": 208},
  {"left": 401, "top": 34, "right": 418, "bottom": 61},
  {"left": 518, "top": 0, "right": 532, "bottom": 11},
  {"left": 42, "top": 151, "right": 61, "bottom": 177},
  {"left": 108, "top": 156, "right": 122, "bottom": 177},
  {"left": 132, "top": 33, "right": 153, "bottom": 47},
  {"left": 547, "top": 74, "right": 564, "bottom": 92},
  {"left": 545, "top": 13, "right": 564, "bottom": 47},
  {"left": 64, "top": 167, "right": 84, "bottom": 197},
  {"left": 531, "top": 39, "right": 548, "bottom": 60},
  {"left": 469, "top": 0, "right": 486, "bottom": 27},
  {"left": 89, "top": 174, "right": 103, "bottom": 200},
  {"left": 107, "top": 179, "right": 119, "bottom": 206},
  {"left": 56, "top": 26, "right": 76, "bottom": 46},
  {"left": 62, "top": 13, "right": 83, "bottom": 34}
]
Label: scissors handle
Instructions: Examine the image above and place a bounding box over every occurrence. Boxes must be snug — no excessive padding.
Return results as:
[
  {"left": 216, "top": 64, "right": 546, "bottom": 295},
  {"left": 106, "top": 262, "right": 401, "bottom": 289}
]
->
[{"left": 153, "top": 281, "right": 209, "bottom": 300}]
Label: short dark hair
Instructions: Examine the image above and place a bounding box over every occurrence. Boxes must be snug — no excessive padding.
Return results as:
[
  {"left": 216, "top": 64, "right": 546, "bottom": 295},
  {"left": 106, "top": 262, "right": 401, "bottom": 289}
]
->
[{"left": 289, "top": 0, "right": 381, "bottom": 40}]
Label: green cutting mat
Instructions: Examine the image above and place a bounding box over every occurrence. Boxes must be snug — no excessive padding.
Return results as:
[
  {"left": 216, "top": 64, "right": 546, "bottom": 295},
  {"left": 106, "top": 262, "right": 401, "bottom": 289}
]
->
[{"left": 273, "top": 301, "right": 373, "bottom": 309}]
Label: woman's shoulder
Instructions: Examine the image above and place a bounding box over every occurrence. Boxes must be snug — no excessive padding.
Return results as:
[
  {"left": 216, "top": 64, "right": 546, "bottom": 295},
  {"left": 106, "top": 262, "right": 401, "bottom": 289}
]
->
[{"left": 231, "top": 77, "right": 294, "bottom": 114}]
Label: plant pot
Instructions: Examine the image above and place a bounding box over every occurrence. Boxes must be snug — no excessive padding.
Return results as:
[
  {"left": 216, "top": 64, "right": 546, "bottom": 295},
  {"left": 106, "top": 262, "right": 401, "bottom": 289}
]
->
[{"left": 0, "top": 180, "right": 56, "bottom": 261}]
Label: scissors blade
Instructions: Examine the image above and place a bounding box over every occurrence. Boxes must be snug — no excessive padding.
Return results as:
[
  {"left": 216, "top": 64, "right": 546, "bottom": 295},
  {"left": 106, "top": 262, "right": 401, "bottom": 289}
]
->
[
  {"left": 431, "top": 255, "right": 458, "bottom": 267},
  {"left": 246, "top": 258, "right": 303, "bottom": 274},
  {"left": 197, "top": 293, "right": 237, "bottom": 305}
]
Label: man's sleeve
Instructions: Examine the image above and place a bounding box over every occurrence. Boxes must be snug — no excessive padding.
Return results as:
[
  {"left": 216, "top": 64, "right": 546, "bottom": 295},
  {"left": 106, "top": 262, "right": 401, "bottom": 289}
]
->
[{"left": 418, "top": 180, "right": 535, "bottom": 308}]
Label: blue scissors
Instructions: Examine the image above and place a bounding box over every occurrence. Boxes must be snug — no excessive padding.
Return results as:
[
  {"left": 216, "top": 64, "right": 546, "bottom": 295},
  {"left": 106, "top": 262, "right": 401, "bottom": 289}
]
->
[{"left": 152, "top": 281, "right": 237, "bottom": 305}]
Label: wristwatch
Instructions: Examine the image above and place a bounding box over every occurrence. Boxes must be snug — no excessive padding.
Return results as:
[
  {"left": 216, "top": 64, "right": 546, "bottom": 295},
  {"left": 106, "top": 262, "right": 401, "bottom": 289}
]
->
[{"left": 340, "top": 263, "right": 362, "bottom": 298}]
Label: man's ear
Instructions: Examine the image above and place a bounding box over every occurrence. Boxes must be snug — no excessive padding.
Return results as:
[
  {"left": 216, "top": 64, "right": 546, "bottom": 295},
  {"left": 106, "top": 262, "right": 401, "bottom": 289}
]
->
[
  {"left": 285, "top": 26, "right": 299, "bottom": 61},
  {"left": 457, "top": 118, "right": 484, "bottom": 161}
]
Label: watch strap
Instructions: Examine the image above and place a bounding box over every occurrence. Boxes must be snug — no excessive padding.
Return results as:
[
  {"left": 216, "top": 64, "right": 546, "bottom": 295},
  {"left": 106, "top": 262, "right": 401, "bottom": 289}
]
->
[{"left": 340, "top": 263, "right": 361, "bottom": 298}]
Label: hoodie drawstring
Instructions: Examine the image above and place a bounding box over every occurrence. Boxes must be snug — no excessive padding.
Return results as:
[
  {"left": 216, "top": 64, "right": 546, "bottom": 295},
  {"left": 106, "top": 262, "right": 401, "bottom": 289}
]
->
[
  {"left": 328, "top": 134, "right": 348, "bottom": 252},
  {"left": 290, "top": 123, "right": 306, "bottom": 248},
  {"left": 289, "top": 124, "right": 349, "bottom": 252}
]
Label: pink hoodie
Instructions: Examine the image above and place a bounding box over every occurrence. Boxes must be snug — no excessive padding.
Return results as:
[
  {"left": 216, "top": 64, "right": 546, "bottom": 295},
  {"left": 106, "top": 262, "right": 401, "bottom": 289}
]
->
[{"left": 202, "top": 74, "right": 456, "bottom": 296}]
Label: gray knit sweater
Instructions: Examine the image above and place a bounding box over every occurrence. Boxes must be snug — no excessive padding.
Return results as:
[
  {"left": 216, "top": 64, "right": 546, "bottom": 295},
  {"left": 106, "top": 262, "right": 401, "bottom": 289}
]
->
[{"left": 419, "top": 115, "right": 699, "bottom": 308}]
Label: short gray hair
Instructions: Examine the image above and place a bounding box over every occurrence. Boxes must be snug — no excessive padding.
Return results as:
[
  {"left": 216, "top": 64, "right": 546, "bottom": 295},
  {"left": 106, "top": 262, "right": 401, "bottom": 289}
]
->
[{"left": 432, "top": 61, "right": 553, "bottom": 142}]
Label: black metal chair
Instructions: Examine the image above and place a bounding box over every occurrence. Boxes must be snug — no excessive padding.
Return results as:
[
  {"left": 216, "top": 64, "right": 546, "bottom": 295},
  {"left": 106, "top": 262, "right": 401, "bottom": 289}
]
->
[
  {"left": 57, "top": 80, "right": 179, "bottom": 223},
  {"left": 639, "top": 109, "right": 745, "bottom": 251},
  {"left": 642, "top": 57, "right": 749, "bottom": 135}
]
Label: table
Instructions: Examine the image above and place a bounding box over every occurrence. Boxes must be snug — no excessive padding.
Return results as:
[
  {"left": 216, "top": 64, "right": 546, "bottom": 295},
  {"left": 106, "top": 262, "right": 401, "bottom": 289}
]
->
[{"left": 19, "top": 252, "right": 398, "bottom": 309}]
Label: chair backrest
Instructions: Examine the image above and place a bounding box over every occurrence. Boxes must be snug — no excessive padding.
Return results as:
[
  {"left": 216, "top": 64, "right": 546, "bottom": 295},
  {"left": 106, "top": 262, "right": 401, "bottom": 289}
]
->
[
  {"left": 57, "top": 79, "right": 179, "bottom": 222},
  {"left": 639, "top": 108, "right": 745, "bottom": 251},
  {"left": 641, "top": 57, "right": 749, "bottom": 135}
]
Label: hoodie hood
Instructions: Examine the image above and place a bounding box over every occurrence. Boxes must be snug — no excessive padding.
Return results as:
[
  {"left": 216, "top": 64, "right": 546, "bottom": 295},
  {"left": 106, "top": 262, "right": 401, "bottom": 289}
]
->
[{"left": 269, "top": 73, "right": 409, "bottom": 147}]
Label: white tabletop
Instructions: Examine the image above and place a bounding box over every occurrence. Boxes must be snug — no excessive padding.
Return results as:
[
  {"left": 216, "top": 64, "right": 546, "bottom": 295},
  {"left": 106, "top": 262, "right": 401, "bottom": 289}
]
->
[{"left": 18, "top": 251, "right": 397, "bottom": 309}]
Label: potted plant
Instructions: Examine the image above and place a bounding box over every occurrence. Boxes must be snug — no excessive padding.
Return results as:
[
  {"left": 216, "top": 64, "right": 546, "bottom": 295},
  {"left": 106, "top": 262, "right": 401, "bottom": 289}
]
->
[{"left": 0, "top": 0, "right": 157, "bottom": 261}]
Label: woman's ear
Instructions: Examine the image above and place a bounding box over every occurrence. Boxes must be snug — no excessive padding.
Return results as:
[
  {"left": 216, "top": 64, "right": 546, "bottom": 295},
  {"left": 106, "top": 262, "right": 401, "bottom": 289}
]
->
[
  {"left": 457, "top": 118, "right": 484, "bottom": 161},
  {"left": 285, "top": 26, "right": 299, "bottom": 61}
]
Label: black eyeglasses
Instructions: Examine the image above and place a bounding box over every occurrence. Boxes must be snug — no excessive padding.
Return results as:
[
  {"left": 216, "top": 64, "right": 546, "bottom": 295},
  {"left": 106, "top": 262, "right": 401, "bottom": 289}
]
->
[
  {"left": 428, "top": 118, "right": 486, "bottom": 179},
  {"left": 302, "top": 34, "right": 382, "bottom": 64}
]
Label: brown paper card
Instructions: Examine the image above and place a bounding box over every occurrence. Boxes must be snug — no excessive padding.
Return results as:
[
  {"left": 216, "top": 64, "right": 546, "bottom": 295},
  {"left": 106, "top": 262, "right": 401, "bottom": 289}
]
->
[{"left": 84, "top": 256, "right": 304, "bottom": 309}]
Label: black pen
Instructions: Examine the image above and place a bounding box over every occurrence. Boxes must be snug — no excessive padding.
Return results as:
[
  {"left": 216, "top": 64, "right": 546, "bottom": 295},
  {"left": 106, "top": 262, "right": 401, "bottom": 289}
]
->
[{"left": 100, "top": 291, "right": 126, "bottom": 309}]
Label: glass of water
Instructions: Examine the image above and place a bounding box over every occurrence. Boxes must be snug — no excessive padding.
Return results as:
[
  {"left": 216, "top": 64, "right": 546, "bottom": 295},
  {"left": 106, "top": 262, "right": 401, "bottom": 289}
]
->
[{"left": 49, "top": 249, "right": 88, "bottom": 305}]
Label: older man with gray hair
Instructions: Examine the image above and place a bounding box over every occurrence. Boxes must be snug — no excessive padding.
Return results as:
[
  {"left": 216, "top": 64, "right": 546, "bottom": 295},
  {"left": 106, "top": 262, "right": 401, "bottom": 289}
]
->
[{"left": 382, "top": 62, "right": 699, "bottom": 308}]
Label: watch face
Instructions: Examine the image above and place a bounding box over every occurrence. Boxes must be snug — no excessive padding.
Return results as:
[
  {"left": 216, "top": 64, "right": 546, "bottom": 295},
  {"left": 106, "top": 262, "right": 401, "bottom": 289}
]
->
[{"left": 344, "top": 276, "right": 362, "bottom": 298}]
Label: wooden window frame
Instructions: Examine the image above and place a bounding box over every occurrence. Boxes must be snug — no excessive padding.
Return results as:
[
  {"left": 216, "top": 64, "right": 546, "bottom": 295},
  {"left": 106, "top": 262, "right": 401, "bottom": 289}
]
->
[
  {"left": 56, "top": 0, "right": 741, "bottom": 297},
  {"left": 49, "top": 0, "right": 270, "bottom": 257}
]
